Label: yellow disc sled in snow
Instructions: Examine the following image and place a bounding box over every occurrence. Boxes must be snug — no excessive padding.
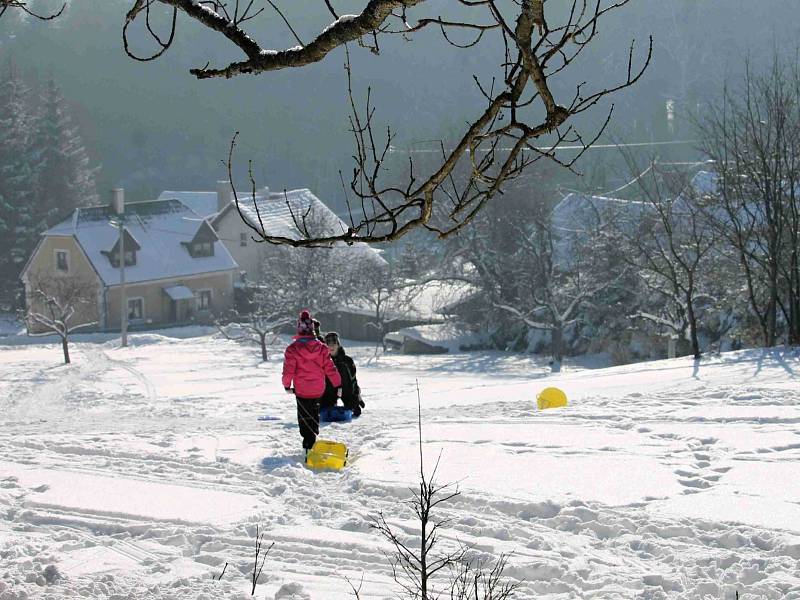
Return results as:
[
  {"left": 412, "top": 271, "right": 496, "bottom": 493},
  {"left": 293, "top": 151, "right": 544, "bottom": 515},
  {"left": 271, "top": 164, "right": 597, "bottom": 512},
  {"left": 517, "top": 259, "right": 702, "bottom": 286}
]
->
[
  {"left": 306, "top": 440, "right": 348, "bottom": 471},
  {"left": 537, "top": 387, "right": 568, "bottom": 410}
]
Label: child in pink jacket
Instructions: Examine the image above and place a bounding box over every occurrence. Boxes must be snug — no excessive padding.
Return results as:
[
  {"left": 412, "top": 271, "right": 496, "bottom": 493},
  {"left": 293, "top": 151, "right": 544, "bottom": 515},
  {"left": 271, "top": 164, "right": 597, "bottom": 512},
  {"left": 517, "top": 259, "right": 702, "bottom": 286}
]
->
[{"left": 282, "top": 310, "right": 342, "bottom": 453}]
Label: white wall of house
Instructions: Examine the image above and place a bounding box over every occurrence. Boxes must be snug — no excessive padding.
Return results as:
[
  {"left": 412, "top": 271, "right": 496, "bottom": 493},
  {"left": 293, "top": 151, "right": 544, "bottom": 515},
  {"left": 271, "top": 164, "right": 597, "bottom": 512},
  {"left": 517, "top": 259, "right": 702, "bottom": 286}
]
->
[{"left": 215, "top": 211, "right": 268, "bottom": 281}]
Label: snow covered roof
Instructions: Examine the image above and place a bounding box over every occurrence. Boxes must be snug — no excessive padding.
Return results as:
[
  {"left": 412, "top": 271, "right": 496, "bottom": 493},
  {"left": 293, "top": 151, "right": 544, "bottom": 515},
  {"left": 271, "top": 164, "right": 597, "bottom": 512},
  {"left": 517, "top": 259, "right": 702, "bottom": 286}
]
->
[
  {"left": 690, "top": 170, "right": 719, "bottom": 196},
  {"left": 340, "top": 279, "right": 477, "bottom": 321},
  {"left": 215, "top": 188, "right": 386, "bottom": 266},
  {"left": 391, "top": 322, "right": 484, "bottom": 352},
  {"left": 551, "top": 193, "right": 650, "bottom": 233},
  {"left": 42, "top": 199, "right": 238, "bottom": 286},
  {"left": 157, "top": 191, "right": 220, "bottom": 219},
  {"left": 219, "top": 188, "right": 343, "bottom": 239},
  {"left": 163, "top": 285, "right": 196, "bottom": 300}
]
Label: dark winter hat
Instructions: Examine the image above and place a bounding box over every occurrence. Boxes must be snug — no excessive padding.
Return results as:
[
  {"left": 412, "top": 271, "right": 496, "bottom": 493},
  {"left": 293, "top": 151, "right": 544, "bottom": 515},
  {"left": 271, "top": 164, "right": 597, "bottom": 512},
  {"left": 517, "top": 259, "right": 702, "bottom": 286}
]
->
[
  {"left": 324, "top": 331, "right": 340, "bottom": 345},
  {"left": 296, "top": 310, "right": 315, "bottom": 336}
]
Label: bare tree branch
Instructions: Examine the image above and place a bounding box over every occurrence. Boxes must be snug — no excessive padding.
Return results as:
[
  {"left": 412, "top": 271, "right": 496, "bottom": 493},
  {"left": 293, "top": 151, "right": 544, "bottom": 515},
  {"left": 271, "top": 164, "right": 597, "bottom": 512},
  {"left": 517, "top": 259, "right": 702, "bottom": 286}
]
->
[
  {"left": 125, "top": 0, "right": 650, "bottom": 245},
  {"left": 0, "top": 0, "right": 65, "bottom": 20}
]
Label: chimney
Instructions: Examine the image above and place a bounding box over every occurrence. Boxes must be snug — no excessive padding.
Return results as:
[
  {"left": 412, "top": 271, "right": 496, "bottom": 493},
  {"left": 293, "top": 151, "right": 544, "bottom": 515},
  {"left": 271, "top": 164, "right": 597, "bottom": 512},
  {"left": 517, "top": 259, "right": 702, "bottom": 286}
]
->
[
  {"left": 111, "top": 188, "right": 124, "bottom": 215},
  {"left": 258, "top": 185, "right": 271, "bottom": 198},
  {"left": 216, "top": 180, "right": 232, "bottom": 212}
]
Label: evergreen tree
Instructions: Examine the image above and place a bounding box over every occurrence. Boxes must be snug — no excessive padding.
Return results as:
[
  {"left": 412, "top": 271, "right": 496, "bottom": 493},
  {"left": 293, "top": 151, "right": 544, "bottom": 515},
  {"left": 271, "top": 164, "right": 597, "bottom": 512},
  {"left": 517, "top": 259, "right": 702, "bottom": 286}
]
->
[
  {"left": 33, "top": 77, "right": 98, "bottom": 226},
  {"left": 0, "top": 62, "right": 38, "bottom": 302}
]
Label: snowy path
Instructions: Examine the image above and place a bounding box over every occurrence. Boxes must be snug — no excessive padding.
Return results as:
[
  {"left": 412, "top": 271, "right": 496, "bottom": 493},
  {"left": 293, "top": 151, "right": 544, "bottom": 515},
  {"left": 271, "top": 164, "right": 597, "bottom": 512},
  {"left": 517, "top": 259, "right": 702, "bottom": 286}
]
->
[{"left": 0, "top": 336, "right": 798, "bottom": 599}]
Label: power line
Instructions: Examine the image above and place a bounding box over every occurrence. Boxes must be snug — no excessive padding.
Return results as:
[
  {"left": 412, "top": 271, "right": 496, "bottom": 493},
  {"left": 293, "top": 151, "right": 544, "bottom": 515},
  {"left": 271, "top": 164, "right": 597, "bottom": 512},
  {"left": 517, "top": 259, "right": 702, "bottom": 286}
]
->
[{"left": 388, "top": 139, "right": 699, "bottom": 154}]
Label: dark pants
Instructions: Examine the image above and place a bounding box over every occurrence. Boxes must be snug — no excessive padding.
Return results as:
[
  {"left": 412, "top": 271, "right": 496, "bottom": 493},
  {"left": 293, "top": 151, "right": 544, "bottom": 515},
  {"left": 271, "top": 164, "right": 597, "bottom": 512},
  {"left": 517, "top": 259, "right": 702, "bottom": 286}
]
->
[{"left": 296, "top": 396, "right": 320, "bottom": 450}]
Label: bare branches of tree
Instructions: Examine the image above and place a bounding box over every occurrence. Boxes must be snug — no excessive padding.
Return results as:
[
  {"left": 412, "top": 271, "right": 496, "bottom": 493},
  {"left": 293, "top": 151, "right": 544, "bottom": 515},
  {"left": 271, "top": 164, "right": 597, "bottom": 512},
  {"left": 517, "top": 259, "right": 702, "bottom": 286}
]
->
[
  {"left": 216, "top": 309, "right": 288, "bottom": 361},
  {"left": 250, "top": 524, "right": 273, "bottom": 596},
  {"left": 23, "top": 275, "right": 98, "bottom": 364},
  {"left": 449, "top": 552, "right": 519, "bottom": 600},
  {"left": 125, "top": 0, "right": 651, "bottom": 246},
  {"left": 371, "top": 380, "right": 465, "bottom": 599},
  {"left": 695, "top": 52, "right": 800, "bottom": 346},
  {"left": 0, "top": 0, "right": 65, "bottom": 21},
  {"left": 618, "top": 157, "right": 720, "bottom": 359},
  {"left": 369, "top": 380, "right": 519, "bottom": 599}
]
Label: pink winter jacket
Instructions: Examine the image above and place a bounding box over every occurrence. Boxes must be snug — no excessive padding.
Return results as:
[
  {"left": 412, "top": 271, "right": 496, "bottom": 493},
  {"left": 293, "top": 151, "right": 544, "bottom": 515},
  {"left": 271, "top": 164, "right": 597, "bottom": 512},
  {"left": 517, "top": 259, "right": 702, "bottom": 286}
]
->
[{"left": 282, "top": 336, "right": 342, "bottom": 399}]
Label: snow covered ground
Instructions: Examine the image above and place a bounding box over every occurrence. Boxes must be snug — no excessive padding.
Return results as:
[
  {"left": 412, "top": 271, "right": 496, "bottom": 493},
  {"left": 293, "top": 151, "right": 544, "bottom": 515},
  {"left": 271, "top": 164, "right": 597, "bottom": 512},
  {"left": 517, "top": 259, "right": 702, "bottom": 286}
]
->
[{"left": 0, "top": 332, "right": 798, "bottom": 599}]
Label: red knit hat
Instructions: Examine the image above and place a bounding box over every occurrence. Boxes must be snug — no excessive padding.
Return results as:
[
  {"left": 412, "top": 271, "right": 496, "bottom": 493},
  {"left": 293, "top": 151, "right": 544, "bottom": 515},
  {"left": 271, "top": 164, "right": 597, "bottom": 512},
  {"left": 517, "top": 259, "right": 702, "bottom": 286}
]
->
[{"left": 296, "top": 310, "right": 315, "bottom": 336}]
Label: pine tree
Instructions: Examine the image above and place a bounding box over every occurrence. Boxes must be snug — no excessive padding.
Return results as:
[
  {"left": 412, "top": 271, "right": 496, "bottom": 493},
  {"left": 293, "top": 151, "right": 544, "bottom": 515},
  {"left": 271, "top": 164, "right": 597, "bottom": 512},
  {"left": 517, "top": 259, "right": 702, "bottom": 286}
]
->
[
  {"left": 33, "top": 77, "right": 98, "bottom": 226},
  {"left": 0, "top": 62, "right": 38, "bottom": 302}
]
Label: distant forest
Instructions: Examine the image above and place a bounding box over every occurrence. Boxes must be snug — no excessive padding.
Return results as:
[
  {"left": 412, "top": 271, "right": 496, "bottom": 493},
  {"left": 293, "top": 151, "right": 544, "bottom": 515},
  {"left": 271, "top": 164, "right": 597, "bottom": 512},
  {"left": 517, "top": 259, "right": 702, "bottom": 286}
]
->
[{"left": 1, "top": 0, "right": 798, "bottom": 210}]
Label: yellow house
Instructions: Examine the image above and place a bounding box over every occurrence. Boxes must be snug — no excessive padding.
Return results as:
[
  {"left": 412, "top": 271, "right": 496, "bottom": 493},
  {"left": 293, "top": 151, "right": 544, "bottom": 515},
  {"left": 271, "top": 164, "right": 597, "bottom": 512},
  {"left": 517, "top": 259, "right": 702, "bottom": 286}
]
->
[{"left": 20, "top": 193, "right": 239, "bottom": 334}]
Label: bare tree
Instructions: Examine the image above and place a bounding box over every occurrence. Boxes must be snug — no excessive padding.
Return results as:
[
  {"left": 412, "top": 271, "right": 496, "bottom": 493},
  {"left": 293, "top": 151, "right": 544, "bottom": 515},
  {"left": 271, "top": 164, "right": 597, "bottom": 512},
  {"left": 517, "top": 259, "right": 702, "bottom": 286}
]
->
[
  {"left": 23, "top": 275, "right": 99, "bottom": 364},
  {"left": 124, "top": 0, "right": 650, "bottom": 246},
  {"left": 0, "top": 0, "right": 64, "bottom": 20},
  {"left": 619, "top": 160, "right": 720, "bottom": 359},
  {"left": 349, "top": 256, "right": 423, "bottom": 351},
  {"left": 250, "top": 524, "right": 273, "bottom": 596},
  {"left": 216, "top": 306, "right": 289, "bottom": 361},
  {"left": 371, "top": 381, "right": 518, "bottom": 599},
  {"left": 696, "top": 53, "right": 800, "bottom": 346},
  {"left": 446, "top": 183, "right": 621, "bottom": 369},
  {"left": 371, "top": 381, "right": 465, "bottom": 599}
]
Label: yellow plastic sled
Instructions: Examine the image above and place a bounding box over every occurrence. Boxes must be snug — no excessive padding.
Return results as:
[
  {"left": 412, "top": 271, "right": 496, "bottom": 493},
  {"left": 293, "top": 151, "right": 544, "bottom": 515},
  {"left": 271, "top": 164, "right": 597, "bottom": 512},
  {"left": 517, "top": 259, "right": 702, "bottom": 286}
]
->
[
  {"left": 306, "top": 440, "right": 348, "bottom": 471},
  {"left": 537, "top": 387, "right": 568, "bottom": 410}
]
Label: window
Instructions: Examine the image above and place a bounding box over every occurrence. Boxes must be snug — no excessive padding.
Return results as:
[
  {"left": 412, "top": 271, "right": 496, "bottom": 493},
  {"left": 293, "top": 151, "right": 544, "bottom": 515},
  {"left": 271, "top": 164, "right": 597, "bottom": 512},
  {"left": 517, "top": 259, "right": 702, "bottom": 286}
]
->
[
  {"left": 240, "top": 232, "right": 248, "bottom": 247},
  {"left": 198, "top": 290, "right": 212, "bottom": 310},
  {"left": 109, "top": 250, "right": 136, "bottom": 268},
  {"left": 128, "top": 297, "right": 144, "bottom": 320},
  {"left": 192, "top": 241, "right": 213, "bottom": 257},
  {"left": 55, "top": 250, "right": 69, "bottom": 272}
]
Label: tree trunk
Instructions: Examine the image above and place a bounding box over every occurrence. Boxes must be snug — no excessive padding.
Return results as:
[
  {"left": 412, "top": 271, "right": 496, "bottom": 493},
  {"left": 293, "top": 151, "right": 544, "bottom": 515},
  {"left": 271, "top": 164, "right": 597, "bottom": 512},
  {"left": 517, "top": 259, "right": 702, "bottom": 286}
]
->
[
  {"left": 259, "top": 333, "right": 268, "bottom": 361},
  {"left": 62, "top": 336, "right": 70, "bottom": 364},
  {"left": 420, "top": 490, "right": 428, "bottom": 600},
  {"left": 790, "top": 248, "right": 800, "bottom": 345},
  {"left": 686, "top": 298, "right": 701, "bottom": 359},
  {"left": 767, "top": 281, "right": 778, "bottom": 347},
  {"left": 551, "top": 326, "right": 563, "bottom": 372}
]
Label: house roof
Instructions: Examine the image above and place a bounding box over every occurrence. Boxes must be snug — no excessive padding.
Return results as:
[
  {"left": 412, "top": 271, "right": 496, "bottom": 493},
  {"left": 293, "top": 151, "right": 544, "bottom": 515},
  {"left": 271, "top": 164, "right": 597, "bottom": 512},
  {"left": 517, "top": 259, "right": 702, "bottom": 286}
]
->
[
  {"left": 340, "top": 279, "right": 477, "bottom": 321},
  {"left": 213, "top": 187, "right": 387, "bottom": 266},
  {"left": 214, "top": 188, "right": 343, "bottom": 238},
  {"left": 551, "top": 193, "right": 650, "bottom": 233},
  {"left": 157, "top": 191, "right": 220, "bottom": 219},
  {"left": 41, "top": 199, "right": 238, "bottom": 286},
  {"left": 392, "top": 323, "right": 484, "bottom": 352}
]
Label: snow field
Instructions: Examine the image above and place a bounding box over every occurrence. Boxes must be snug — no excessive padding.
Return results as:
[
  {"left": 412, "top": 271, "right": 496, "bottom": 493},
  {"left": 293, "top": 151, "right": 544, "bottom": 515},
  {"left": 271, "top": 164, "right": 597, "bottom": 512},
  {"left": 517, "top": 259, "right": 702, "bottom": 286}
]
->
[{"left": 0, "top": 334, "right": 798, "bottom": 599}]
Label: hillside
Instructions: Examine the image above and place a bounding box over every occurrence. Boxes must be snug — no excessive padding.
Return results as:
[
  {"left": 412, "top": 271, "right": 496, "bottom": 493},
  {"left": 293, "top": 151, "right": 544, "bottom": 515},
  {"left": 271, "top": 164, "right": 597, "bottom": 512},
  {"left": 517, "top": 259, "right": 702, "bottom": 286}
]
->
[{"left": 0, "top": 334, "right": 799, "bottom": 598}]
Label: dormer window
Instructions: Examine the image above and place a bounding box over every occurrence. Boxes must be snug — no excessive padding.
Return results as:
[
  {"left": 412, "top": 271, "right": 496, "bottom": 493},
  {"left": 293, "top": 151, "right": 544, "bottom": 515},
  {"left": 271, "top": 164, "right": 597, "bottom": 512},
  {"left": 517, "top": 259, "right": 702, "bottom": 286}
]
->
[
  {"left": 102, "top": 228, "right": 141, "bottom": 268},
  {"left": 109, "top": 250, "right": 136, "bottom": 268},
  {"left": 182, "top": 221, "right": 218, "bottom": 258},
  {"left": 191, "top": 241, "right": 214, "bottom": 257}
]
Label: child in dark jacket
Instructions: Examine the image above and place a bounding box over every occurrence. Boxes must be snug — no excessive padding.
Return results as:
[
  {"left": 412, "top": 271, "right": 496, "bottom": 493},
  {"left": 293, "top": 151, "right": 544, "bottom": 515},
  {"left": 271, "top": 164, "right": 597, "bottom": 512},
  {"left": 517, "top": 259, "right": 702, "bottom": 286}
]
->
[
  {"left": 321, "top": 331, "right": 365, "bottom": 416},
  {"left": 282, "top": 310, "right": 342, "bottom": 452}
]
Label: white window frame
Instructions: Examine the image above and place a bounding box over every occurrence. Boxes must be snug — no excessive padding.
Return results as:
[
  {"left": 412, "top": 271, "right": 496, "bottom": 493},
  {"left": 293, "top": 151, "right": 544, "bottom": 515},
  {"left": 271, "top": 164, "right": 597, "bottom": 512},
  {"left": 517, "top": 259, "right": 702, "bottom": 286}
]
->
[
  {"left": 127, "top": 297, "right": 145, "bottom": 321},
  {"left": 197, "top": 289, "right": 212, "bottom": 311},
  {"left": 54, "top": 249, "right": 70, "bottom": 273}
]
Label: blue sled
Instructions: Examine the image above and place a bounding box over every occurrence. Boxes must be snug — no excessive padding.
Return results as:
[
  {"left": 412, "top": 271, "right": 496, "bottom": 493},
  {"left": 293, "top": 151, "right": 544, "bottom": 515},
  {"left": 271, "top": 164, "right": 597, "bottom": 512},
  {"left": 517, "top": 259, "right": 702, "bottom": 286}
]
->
[{"left": 320, "top": 406, "right": 353, "bottom": 423}]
